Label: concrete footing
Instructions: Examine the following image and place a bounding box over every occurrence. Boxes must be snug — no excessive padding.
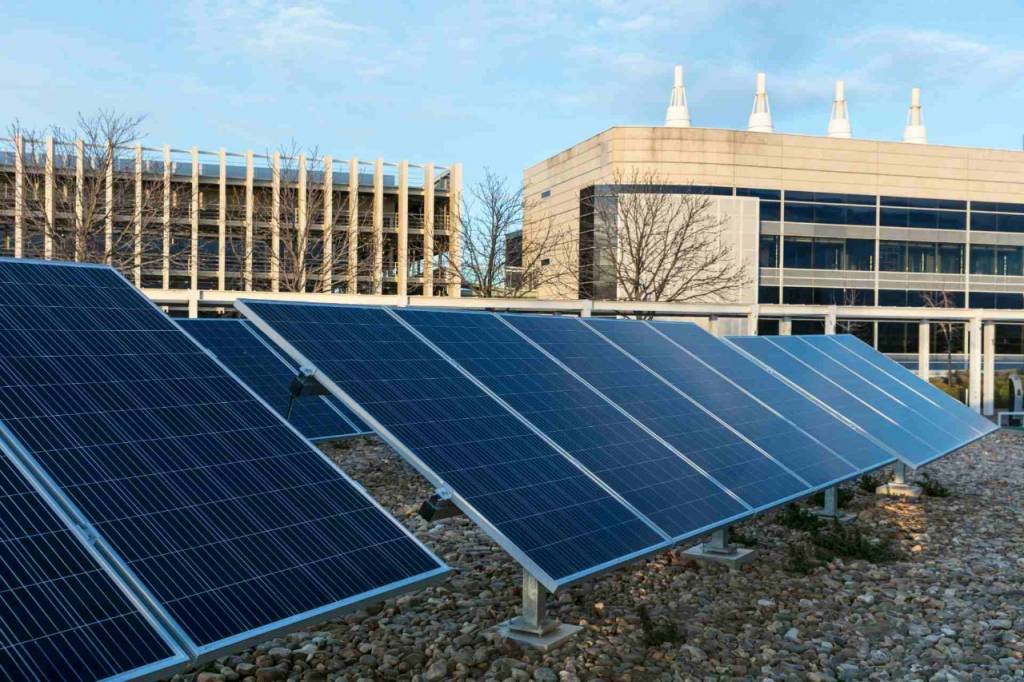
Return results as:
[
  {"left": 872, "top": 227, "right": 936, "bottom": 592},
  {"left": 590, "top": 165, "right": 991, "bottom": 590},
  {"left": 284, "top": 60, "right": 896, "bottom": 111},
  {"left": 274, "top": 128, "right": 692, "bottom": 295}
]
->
[
  {"left": 494, "top": 619, "right": 582, "bottom": 651},
  {"left": 681, "top": 527, "right": 756, "bottom": 568},
  {"left": 875, "top": 482, "right": 923, "bottom": 499}
]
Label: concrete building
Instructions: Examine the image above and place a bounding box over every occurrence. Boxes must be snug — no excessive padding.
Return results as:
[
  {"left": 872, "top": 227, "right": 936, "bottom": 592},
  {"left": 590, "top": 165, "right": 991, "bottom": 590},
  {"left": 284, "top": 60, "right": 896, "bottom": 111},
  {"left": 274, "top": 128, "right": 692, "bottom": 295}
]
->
[
  {"left": 0, "top": 136, "right": 462, "bottom": 310},
  {"left": 522, "top": 67, "right": 1024, "bottom": 357}
]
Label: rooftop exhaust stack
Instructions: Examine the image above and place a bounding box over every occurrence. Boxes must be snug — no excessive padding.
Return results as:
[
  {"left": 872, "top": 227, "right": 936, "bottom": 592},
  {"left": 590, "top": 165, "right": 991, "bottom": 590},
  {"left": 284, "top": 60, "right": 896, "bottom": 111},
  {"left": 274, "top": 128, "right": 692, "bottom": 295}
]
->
[
  {"left": 902, "top": 87, "right": 927, "bottom": 144},
  {"left": 748, "top": 72, "right": 773, "bottom": 133},
  {"left": 665, "top": 65, "right": 691, "bottom": 127},
  {"left": 827, "top": 80, "right": 852, "bottom": 139}
]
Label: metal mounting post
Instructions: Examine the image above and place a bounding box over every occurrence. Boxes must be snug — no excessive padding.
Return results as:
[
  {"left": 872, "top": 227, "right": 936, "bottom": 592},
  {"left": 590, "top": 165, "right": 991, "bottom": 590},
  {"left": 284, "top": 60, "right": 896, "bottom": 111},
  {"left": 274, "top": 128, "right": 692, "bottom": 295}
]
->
[
  {"left": 495, "top": 570, "right": 581, "bottom": 650},
  {"left": 418, "top": 488, "right": 463, "bottom": 522},
  {"left": 812, "top": 485, "right": 856, "bottom": 524},
  {"left": 875, "top": 461, "right": 922, "bottom": 498},
  {"left": 682, "top": 525, "right": 756, "bottom": 567}
]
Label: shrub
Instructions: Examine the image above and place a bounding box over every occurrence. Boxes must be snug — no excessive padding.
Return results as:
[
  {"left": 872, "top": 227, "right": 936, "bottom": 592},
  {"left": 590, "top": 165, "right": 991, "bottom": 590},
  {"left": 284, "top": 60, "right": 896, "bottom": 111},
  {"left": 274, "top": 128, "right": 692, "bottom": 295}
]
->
[
  {"left": 811, "top": 522, "right": 903, "bottom": 563},
  {"left": 918, "top": 472, "right": 951, "bottom": 498},
  {"left": 857, "top": 473, "right": 883, "bottom": 493},
  {"left": 784, "top": 542, "right": 819, "bottom": 574},
  {"left": 777, "top": 504, "right": 823, "bottom": 532},
  {"left": 638, "top": 604, "right": 683, "bottom": 646},
  {"left": 809, "top": 488, "right": 854, "bottom": 507}
]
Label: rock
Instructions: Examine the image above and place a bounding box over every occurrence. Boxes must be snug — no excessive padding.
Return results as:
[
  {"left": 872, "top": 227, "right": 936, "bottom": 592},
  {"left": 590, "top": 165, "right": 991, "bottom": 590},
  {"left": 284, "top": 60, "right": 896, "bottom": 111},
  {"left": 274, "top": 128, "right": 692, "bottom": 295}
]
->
[
  {"left": 533, "top": 667, "right": 558, "bottom": 682},
  {"left": 784, "top": 627, "right": 800, "bottom": 642},
  {"left": 197, "top": 674, "right": 225, "bottom": 682},
  {"left": 424, "top": 659, "right": 448, "bottom": 681}
]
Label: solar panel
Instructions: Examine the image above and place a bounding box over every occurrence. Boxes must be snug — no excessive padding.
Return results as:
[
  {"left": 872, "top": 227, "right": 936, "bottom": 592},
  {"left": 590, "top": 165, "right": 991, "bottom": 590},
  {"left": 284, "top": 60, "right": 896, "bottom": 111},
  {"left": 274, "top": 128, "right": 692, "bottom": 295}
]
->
[
  {"left": 829, "top": 334, "right": 996, "bottom": 437},
  {"left": 648, "top": 321, "right": 892, "bottom": 472},
  {"left": 179, "top": 319, "right": 369, "bottom": 441},
  {"left": 503, "top": 314, "right": 809, "bottom": 510},
  {"left": 0, "top": 260, "right": 447, "bottom": 660},
  {"left": 581, "top": 318, "right": 859, "bottom": 488},
  {"left": 747, "top": 336, "right": 964, "bottom": 467},
  {"left": 0, "top": 452, "right": 186, "bottom": 681},
  {"left": 727, "top": 335, "right": 936, "bottom": 465},
  {"left": 236, "top": 301, "right": 668, "bottom": 591},
  {"left": 394, "top": 308, "right": 750, "bottom": 540}
]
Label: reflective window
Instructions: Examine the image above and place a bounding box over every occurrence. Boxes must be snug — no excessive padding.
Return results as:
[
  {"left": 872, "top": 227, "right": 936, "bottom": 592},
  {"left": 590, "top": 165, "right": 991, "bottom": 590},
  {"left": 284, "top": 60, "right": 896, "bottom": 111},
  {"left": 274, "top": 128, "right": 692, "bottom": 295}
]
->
[
  {"left": 758, "top": 285, "right": 780, "bottom": 304},
  {"left": 879, "top": 241, "right": 906, "bottom": 271},
  {"left": 970, "top": 245, "right": 996, "bottom": 274},
  {"left": 759, "top": 235, "right": 779, "bottom": 267},
  {"left": 845, "top": 239, "right": 875, "bottom": 270},
  {"left": 907, "top": 242, "right": 936, "bottom": 273},
  {"left": 783, "top": 237, "right": 813, "bottom": 268},
  {"left": 997, "top": 246, "right": 1024, "bottom": 276},
  {"left": 813, "top": 238, "right": 843, "bottom": 269},
  {"left": 938, "top": 244, "right": 964, "bottom": 274}
]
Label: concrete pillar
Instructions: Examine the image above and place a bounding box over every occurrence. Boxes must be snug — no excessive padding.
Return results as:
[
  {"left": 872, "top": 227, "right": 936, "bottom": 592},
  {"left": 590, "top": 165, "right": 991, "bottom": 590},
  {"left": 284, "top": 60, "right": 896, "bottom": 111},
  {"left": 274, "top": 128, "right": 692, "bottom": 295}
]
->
[
  {"left": 271, "top": 152, "right": 281, "bottom": 292},
  {"left": 44, "top": 136, "right": 54, "bottom": 259},
  {"left": 780, "top": 317, "right": 792, "bottom": 335},
  {"left": 824, "top": 306, "right": 837, "bottom": 335},
  {"left": 397, "top": 161, "right": 409, "bottom": 296},
  {"left": 423, "top": 162, "right": 435, "bottom": 296},
  {"left": 917, "top": 320, "right": 930, "bottom": 381},
  {"left": 244, "top": 151, "right": 254, "bottom": 291},
  {"left": 448, "top": 162, "right": 463, "bottom": 297},
  {"left": 133, "top": 145, "right": 142, "bottom": 285},
  {"left": 162, "top": 145, "right": 171, "bottom": 288},
  {"left": 746, "top": 307, "right": 758, "bottom": 336},
  {"left": 373, "top": 158, "right": 384, "bottom": 294},
  {"left": 188, "top": 292, "right": 199, "bottom": 319},
  {"left": 983, "top": 321, "right": 996, "bottom": 416},
  {"left": 104, "top": 142, "right": 113, "bottom": 262},
  {"left": 75, "top": 139, "right": 85, "bottom": 261},
  {"left": 347, "top": 156, "right": 359, "bottom": 292},
  {"left": 298, "top": 154, "right": 308, "bottom": 291},
  {"left": 190, "top": 147, "right": 199, "bottom": 291},
  {"left": 968, "top": 316, "right": 982, "bottom": 412},
  {"left": 13, "top": 134, "right": 23, "bottom": 258},
  {"left": 322, "top": 155, "right": 333, "bottom": 292},
  {"left": 217, "top": 149, "right": 226, "bottom": 291}
]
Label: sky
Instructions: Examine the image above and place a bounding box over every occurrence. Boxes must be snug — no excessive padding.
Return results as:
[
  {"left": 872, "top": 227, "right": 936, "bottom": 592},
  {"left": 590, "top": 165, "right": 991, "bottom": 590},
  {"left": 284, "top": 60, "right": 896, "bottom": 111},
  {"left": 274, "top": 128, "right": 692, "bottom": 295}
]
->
[{"left": 4, "top": 1, "right": 1024, "bottom": 189}]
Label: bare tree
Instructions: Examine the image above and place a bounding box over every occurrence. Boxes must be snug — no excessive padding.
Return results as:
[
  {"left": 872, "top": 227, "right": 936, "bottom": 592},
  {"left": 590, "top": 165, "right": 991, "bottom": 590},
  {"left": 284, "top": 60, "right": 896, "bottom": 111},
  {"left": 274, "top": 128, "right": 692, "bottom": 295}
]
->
[
  {"left": 920, "top": 289, "right": 962, "bottom": 387},
  {"left": 837, "top": 288, "right": 871, "bottom": 338},
  {"left": 585, "top": 170, "right": 749, "bottom": 308},
  {"left": 5, "top": 111, "right": 167, "bottom": 274},
  {"left": 456, "top": 169, "right": 564, "bottom": 298}
]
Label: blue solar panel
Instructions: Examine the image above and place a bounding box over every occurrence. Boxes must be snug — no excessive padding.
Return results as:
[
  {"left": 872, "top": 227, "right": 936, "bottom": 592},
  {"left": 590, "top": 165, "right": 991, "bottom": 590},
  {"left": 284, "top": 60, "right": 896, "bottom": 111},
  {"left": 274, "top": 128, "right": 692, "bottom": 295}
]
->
[
  {"left": 0, "top": 260, "right": 447, "bottom": 658},
  {"left": 503, "top": 314, "right": 807, "bottom": 509},
  {"left": 0, "top": 453, "right": 186, "bottom": 681},
  {"left": 758, "top": 336, "right": 963, "bottom": 467},
  {"left": 237, "top": 301, "right": 668, "bottom": 590},
  {"left": 649, "top": 321, "right": 891, "bottom": 472},
  {"left": 829, "top": 335, "right": 997, "bottom": 437},
  {"left": 727, "top": 336, "right": 935, "bottom": 465},
  {"left": 582, "top": 318, "right": 855, "bottom": 489},
  {"left": 180, "top": 319, "right": 369, "bottom": 440},
  {"left": 395, "top": 309, "right": 750, "bottom": 540}
]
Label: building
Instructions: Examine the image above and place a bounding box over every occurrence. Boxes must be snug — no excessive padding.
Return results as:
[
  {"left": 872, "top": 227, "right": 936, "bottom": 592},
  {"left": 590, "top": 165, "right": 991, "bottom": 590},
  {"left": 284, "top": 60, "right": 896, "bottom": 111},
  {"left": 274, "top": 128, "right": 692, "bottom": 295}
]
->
[
  {"left": 0, "top": 136, "right": 462, "bottom": 308},
  {"left": 522, "top": 68, "right": 1024, "bottom": 355}
]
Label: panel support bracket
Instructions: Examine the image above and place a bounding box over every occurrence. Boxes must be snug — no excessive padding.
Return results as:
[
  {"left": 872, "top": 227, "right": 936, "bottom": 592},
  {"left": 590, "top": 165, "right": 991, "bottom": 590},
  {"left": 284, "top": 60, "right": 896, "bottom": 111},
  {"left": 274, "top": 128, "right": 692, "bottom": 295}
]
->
[
  {"left": 875, "top": 461, "right": 922, "bottom": 498},
  {"left": 495, "top": 571, "right": 581, "bottom": 650},
  {"left": 682, "top": 526, "right": 756, "bottom": 568},
  {"left": 418, "top": 488, "right": 463, "bottom": 522},
  {"left": 812, "top": 485, "right": 856, "bottom": 524}
]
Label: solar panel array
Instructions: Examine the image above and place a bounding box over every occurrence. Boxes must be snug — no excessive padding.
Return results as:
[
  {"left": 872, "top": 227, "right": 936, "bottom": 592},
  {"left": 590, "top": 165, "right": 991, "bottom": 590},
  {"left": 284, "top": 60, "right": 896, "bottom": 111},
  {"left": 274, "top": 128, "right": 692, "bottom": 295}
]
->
[
  {"left": 727, "top": 334, "right": 998, "bottom": 467},
  {"left": 240, "top": 301, "right": 980, "bottom": 592},
  {"left": 180, "top": 319, "right": 370, "bottom": 441},
  {"left": 0, "top": 259, "right": 447, "bottom": 678}
]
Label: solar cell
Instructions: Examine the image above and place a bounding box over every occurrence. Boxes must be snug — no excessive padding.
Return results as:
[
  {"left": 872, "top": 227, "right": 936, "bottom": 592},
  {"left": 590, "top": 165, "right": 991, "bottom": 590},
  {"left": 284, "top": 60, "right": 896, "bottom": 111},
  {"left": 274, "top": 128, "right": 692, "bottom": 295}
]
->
[
  {"left": 648, "top": 321, "right": 892, "bottom": 472},
  {"left": 828, "top": 334, "right": 996, "bottom": 437},
  {"left": 581, "top": 318, "right": 857, "bottom": 488},
  {"left": 179, "top": 319, "right": 369, "bottom": 440},
  {"left": 0, "top": 260, "right": 447, "bottom": 659},
  {"left": 0, "top": 452, "right": 186, "bottom": 681},
  {"left": 236, "top": 301, "right": 668, "bottom": 591},
  {"left": 503, "top": 314, "right": 808, "bottom": 509},
  {"left": 727, "top": 335, "right": 934, "bottom": 465},
  {"left": 394, "top": 308, "right": 750, "bottom": 540},
  {"left": 756, "top": 336, "right": 963, "bottom": 467}
]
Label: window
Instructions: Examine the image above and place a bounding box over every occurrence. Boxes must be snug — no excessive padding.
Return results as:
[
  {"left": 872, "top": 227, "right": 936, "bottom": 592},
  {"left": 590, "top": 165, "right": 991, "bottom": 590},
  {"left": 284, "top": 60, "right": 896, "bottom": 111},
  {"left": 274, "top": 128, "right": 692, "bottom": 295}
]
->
[
  {"left": 907, "top": 242, "right": 936, "bottom": 273},
  {"left": 879, "top": 241, "right": 906, "bottom": 272},
  {"left": 970, "top": 245, "right": 996, "bottom": 274},
  {"left": 540, "top": 190, "right": 551, "bottom": 199},
  {"left": 812, "top": 238, "right": 843, "bottom": 269},
  {"left": 845, "top": 239, "right": 875, "bottom": 270},
  {"left": 877, "top": 322, "right": 918, "bottom": 353},
  {"left": 996, "top": 246, "right": 1023, "bottom": 276},
  {"left": 783, "top": 237, "right": 813, "bottom": 268},
  {"left": 758, "top": 285, "right": 780, "bottom": 304},
  {"left": 759, "top": 235, "right": 779, "bottom": 267},
  {"left": 938, "top": 244, "right": 964, "bottom": 274},
  {"left": 782, "top": 286, "right": 813, "bottom": 304}
]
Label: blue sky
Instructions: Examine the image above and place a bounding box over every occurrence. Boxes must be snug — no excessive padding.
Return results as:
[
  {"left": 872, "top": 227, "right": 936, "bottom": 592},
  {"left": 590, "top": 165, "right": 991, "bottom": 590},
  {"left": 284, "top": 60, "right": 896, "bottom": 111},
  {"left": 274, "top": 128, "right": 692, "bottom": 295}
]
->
[{"left": 4, "top": 1, "right": 1024, "bottom": 188}]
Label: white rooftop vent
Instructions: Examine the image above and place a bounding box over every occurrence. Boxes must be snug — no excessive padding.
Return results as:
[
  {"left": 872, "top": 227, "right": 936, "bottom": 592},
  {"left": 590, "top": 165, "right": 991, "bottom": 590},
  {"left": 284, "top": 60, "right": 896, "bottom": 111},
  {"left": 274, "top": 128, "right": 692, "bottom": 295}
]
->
[
  {"left": 827, "top": 80, "right": 852, "bottom": 139},
  {"left": 747, "top": 72, "right": 773, "bottom": 133},
  {"left": 902, "top": 87, "right": 927, "bottom": 144},
  {"left": 664, "top": 65, "right": 691, "bottom": 127}
]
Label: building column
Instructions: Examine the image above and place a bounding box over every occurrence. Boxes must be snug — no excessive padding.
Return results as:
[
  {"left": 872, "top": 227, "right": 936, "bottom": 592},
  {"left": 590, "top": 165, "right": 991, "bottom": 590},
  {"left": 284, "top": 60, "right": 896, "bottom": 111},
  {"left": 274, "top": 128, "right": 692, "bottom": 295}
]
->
[
  {"left": 322, "top": 155, "right": 333, "bottom": 292},
  {"left": 298, "top": 154, "right": 308, "bottom": 291},
  {"left": 13, "top": 134, "right": 23, "bottom": 258},
  {"left": 423, "top": 162, "right": 435, "bottom": 297},
  {"left": 348, "top": 156, "right": 359, "bottom": 293},
  {"left": 162, "top": 145, "right": 171, "bottom": 288},
  {"left": 917, "top": 320, "right": 930, "bottom": 381},
  {"left": 824, "top": 306, "right": 837, "bottom": 335},
  {"left": 707, "top": 315, "right": 719, "bottom": 337},
  {"left": 448, "top": 162, "right": 463, "bottom": 297},
  {"left": 780, "top": 317, "right": 792, "bottom": 335},
  {"left": 133, "top": 144, "right": 142, "bottom": 285},
  {"left": 44, "top": 136, "right": 54, "bottom": 260},
  {"left": 218, "top": 149, "right": 226, "bottom": 291},
  {"left": 271, "top": 151, "right": 281, "bottom": 292},
  {"left": 968, "top": 316, "right": 982, "bottom": 412},
  {"left": 190, "top": 147, "right": 199, "bottom": 291},
  {"left": 397, "top": 161, "right": 409, "bottom": 296},
  {"left": 75, "top": 138, "right": 85, "bottom": 261},
  {"left": 983, "top": 321, "right": 996, "bottom": 416},
  {"left": 244, "top": 151, "right": 254, "bottom": 291},
  {"left": 746, "top": 307, "right": 759, "bottom": 336},
  {"left": 373, "top": 158, "right": 384, "bottom": 294},
  {"left": 104, "top": 142, "right": 114, "bottom": 263}
]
